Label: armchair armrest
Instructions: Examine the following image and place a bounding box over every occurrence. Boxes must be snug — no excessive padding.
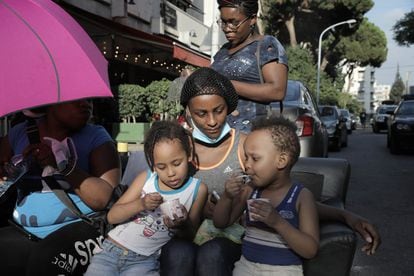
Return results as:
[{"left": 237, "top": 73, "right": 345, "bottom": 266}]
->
[{"left": 304, "top": 221, "right": 357, "bottom": 276}]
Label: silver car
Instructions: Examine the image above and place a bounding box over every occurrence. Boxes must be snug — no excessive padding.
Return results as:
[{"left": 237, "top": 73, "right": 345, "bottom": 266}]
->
[
  {"left": 372, "top": 104, "right": 397, "bottom": 133},
  {"left": 319, "top": 105, "right": 348, "bottom": 151},
  {"left": 339, "top": 108, "right": 352, "bottom": 134},
  {"left": 270, "top": 80, "right": 329, "bottom": 157}
]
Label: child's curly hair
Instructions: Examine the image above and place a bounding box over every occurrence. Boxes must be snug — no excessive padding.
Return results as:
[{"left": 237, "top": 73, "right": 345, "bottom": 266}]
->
[{"left": 251, "top": 116, "right": 300, "bottom": 168}]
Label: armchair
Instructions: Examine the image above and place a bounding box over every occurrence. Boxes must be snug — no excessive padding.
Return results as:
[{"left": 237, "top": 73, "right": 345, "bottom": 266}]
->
[{"left": 292, "top": 157, "right": 357, "bottom": 276}]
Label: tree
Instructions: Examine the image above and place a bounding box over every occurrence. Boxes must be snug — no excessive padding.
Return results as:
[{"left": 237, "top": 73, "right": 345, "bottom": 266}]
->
[
  {"left": 262, "top": 0, "right": 376, "bottom": 79},
  {"left": 334, "top": 19, "right": 387, "bottom": 92},
  {"left": 286, "top": 46, "right": 317, "bottom": 93},
  {"left": 389, "top": 67, "right": 405, "bottom": 102},
  {"left": 286, "top": 46, "right": 343, "bottom": 105},
  {"left": 393, "top": 10, "right": 414, "bottom": 46}
]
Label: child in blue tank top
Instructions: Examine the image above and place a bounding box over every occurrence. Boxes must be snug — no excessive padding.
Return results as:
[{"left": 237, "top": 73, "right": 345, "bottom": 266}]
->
[{"left": 213, "top": 116, "right": 319, "bottom": 276}]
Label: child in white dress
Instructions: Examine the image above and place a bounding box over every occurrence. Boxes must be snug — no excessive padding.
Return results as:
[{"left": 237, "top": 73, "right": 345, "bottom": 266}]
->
[{"left": 85, "top": 120, "right": 207, "bottom": 276}]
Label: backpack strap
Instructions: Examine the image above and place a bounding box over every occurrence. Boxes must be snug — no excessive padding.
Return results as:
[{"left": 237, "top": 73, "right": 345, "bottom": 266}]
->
[
  {"left": 25, "top": 119, "right": 95, "bottom": 225},
  {"left": 26, "top": 117, "right": 40, "bottom": 144}
]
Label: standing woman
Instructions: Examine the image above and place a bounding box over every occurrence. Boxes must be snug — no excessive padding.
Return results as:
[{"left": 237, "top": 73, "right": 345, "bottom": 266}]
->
[{"left": 211, "top": 0, "right": 288, "bottom": 132}]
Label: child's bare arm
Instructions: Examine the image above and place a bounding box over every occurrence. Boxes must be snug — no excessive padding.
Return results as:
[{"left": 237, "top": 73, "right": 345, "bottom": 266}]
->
[
  {"left": 107, "top": 171, "right": 163, "bottom": 224},
  {"left": 173, "top": 182, "right": 208, "bottom": 239},
  {"left": 213, "top": 180, "right": 252, "bottom": 228}
]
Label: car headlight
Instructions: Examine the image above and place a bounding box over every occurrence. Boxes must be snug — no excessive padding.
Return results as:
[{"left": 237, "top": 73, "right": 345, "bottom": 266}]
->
[
  {"left": 376, "top": 116, "right": 385, "bottom": 122},
  {"left": 396, "top": 123, "right": 410, "bottom": 131}
]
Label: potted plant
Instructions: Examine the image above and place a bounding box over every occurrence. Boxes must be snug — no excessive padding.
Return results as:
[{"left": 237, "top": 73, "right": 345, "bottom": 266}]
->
[
  {"left": 113, "top": 78, "right": 184, "bottom": 145},
  {"left": 145, "top": 78, "right": 183, "bottom": 121},
  {"left": 112, "top": 84, "right": 150, "bottom": 144}
]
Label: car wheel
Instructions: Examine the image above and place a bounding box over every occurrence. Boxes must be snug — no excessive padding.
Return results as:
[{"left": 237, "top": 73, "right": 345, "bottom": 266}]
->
[
  {"left": 342, "top": 131, "right": 348, "bottom": 147},
  {"left": 390, "top": 137, "right": 400, "bottom": 154},
  {"left": 332, "top": 137, "right": 341, "bottom": 151}
]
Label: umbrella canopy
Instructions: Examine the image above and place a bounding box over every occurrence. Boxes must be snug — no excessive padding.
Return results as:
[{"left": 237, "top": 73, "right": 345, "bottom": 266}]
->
[{"left": 0, "top": 0, "right": 113, "bottom": 118}]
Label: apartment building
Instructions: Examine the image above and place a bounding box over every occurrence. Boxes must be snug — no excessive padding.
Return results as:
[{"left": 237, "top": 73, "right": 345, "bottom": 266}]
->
[{"left": 343, "top": 65, "right": 376, "bottom": 114}]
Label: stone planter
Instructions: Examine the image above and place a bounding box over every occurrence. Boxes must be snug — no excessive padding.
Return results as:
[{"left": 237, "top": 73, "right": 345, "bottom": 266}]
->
[{"left": 112, "top": 122, "right": 150, "bottom": 144}]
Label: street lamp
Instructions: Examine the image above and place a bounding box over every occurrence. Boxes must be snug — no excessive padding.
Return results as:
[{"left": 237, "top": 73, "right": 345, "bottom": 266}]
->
[{"left": 316, "top": 19, "right": 357, "bottom": 104}]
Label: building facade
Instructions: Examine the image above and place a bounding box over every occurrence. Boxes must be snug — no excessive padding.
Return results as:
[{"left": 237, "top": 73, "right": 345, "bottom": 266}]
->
[
  {"left": 59, "top": 0, "right": 225, "bottom": 86},
  {"left": 343, "top": 65, "right": 376, "bottom": 115}
]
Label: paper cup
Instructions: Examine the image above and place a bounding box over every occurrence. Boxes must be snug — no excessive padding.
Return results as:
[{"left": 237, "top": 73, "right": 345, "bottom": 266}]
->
[
  {"left": 160, "top": 199, "right": 183, "bottom": 220},
  {"left": 247, "top": 198, "right": 271, "bottom": 221}
]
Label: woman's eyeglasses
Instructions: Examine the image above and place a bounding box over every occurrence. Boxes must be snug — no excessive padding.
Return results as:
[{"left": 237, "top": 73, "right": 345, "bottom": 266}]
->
[{"left": 216, "top": 16, "right": 251, "bottom": 30}]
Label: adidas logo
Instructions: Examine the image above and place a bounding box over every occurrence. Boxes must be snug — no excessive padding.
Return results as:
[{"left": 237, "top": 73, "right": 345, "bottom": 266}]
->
[
  {"left": 223, "top": 166, "right": 233, "bottom": 174},
  {"left": 52, "top": 253, "right": 79, "bottom": 273}
]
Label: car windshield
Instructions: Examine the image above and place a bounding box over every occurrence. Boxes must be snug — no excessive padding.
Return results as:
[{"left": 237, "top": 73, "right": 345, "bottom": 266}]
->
[
  {"left": 340, "top": 110, "right": 350, "bottom": 117},
  {"left": 270, "top": 82, "right": 300, "bottom": 108},
  {"left": 397, "top": 101, "right": 414, "bottom": 115},
  {"left": 378, "top": 105, "right": 396, "bottom": 114},
  {"left": 319, "top": 107, "right": 336, "bottom": 119},
  {"left": 284, "top": 83, "right": 300, "bottom": 102}
]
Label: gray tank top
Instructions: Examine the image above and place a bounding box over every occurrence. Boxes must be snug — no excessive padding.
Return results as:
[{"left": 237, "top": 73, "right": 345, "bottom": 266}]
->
[{"left": 194, "top": 129, "right": 243, "bottom": 195}]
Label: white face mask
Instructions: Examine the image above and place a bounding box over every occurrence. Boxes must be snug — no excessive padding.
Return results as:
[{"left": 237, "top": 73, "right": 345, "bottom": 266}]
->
[{"left": 190, "top": 117, "right": 231, "bottom": 144}]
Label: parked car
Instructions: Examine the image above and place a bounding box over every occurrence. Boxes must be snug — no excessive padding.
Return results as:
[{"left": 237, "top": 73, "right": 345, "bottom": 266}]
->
[
  {"left": 319, "top": 105, "right": 348, "bottom": 151},
  {"left": 269, "top": 80, "right": 328, "bottom": 157},
  {"left": 339, "top": 108, "right": 352, "bottom": 134},
  {"left": 387, "top": 97, "right": 414, "bottom": 154},
  {"left": 372, "top": 104, "right": 397, "bottom": 133}
]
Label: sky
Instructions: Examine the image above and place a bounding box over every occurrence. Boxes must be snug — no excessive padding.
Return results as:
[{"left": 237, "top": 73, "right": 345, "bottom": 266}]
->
[{"left": 365, "top": 0, "right": 414, "bottom": 87}]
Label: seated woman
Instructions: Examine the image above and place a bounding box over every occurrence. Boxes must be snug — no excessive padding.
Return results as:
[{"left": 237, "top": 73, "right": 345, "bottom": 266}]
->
[
  {"left": 0, "top": 100, "right": 120, "bottom": 275},
  {"left": 160, "top": 67, "right": 381, "bottom": 276}
]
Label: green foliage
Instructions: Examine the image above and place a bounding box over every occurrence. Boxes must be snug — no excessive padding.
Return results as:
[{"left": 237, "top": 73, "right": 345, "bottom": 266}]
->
[
  {"left": 145, "top": 79, "right": 183, "bottom": 121},
  {"left": 262, "top": 0, "right": 379, "bottom": 80},
  {"left": 335, "top": 19, "right": 387, "bottom": 68},
  {"left": 393, "top": 10, "right": 414, "bottom": 46},
  {"left": 117, "top": 79, "right": 183, "bottom": 123},
  {"left": 389, "top": 72, "right": 405, "bottom": 102},
  {"left": 286, "top": 46, "right": 317, "bottom": 93},
  {"left": 118, "top": 84, "right": 146, "bottom": 123},
  {"left": 286, "top": 46, "right": 344, "bottom": 105}
]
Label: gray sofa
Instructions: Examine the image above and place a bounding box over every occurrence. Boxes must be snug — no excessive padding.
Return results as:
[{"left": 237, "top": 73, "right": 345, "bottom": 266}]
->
[{"left": 121, "top": 153, "right": 357, "bottom": 275}]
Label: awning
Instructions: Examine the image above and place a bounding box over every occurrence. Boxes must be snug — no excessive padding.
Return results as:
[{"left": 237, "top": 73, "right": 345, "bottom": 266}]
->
[
  {"left": 172, "top": 42, "right": 210, "bottom": 67},
  {"left": 62, "top": 2, "right": 211, "bottom": 68}
]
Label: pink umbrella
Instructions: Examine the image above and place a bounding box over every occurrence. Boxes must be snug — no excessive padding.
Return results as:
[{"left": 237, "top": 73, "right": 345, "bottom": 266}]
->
[{"left": 0, "top": 0, "right": 113, "bottom": 118}]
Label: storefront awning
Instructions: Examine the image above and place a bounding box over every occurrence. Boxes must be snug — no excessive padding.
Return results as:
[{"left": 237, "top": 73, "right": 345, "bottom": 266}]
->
[
  {"left": 62, "top": 3, "right": 211, "bottom": 68},
  {"left": 172, "top": 42, "right": 210, "bottom": 67}
]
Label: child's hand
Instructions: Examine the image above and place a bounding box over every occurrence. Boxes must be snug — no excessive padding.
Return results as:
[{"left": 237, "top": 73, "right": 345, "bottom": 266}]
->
[
  {"left": 224, "top": 176, "right": 245, "bottom": 199},
  {"left": 249, "top": 199, "right": 282, "bottom": 226},
  {"left": 142, "top": 192, "right": 163, "bottom": 211},
  {"left": 163, "top": 204, "right": 188, "bottom": 228}
]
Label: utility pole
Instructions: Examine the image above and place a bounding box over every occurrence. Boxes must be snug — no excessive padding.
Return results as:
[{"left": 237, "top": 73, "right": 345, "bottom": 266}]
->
[{"left": 316, "top": 19, "right": 357, "bottom": 105}]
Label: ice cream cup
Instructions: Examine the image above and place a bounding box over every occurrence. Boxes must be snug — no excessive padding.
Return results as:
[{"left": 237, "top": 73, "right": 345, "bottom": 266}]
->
[
  {"left": 247, "top": 198, "right": 271, "bottom": 221},
  {"left": 236, "top": 174, "right": 251, "bottom": 184},
  {"left": 160, "top": 198, "right": 183, "bottom": 220}
]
